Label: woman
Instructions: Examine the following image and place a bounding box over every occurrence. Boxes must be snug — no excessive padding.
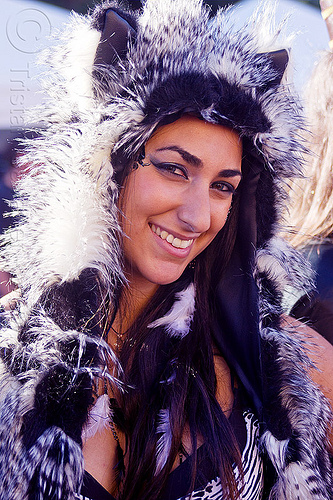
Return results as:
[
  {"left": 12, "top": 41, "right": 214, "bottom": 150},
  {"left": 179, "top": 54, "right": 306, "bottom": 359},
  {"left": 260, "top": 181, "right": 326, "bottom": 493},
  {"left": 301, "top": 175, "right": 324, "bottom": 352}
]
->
[{"left": 0, "top": 1, "right": 332, "bottom": 499}]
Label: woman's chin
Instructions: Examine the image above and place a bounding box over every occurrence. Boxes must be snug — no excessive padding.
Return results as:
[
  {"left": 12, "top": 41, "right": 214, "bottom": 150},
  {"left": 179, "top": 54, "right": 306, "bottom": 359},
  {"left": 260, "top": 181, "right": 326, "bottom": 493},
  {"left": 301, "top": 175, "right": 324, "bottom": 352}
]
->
[{"left": 134, "top": 262, "right": 189, "bottom": 288}]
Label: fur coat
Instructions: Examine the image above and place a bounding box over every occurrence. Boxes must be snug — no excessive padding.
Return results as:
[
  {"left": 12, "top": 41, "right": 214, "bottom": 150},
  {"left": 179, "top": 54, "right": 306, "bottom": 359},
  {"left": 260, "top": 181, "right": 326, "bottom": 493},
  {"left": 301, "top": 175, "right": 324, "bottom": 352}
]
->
[{"left": 0, "top": 0, "right": 332, "bottom": 498}]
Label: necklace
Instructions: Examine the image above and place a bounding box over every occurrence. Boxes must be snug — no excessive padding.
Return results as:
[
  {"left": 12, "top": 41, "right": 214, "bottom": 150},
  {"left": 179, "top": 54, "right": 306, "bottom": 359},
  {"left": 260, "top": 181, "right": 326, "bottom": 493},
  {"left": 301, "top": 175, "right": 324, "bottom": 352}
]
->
[
  {"left": 110, "top": 325, "right": 126, "bottom": 352},
  {"left": 109, "top": 419, "right": 125, "bottom": 488},
  {"left": 109, "top": 414, "right": 121, "bottom": 445},
  {"left": 178, "top": 442, "right": 188, "bottom": 465}
]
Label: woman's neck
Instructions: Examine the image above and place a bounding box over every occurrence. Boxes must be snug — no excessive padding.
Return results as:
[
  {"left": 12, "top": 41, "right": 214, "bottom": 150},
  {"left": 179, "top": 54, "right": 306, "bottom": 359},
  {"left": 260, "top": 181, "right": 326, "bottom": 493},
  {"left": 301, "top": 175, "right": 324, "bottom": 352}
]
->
[{"left": 112, "top": 275, "right": 159, "bottom": 335}]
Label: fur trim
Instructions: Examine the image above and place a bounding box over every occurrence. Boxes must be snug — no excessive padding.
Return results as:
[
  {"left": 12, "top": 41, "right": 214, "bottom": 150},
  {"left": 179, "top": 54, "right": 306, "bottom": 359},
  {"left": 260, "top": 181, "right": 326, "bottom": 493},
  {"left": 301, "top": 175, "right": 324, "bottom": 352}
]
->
[
  {"left": 1, "top": 125, "right": 123, "bottom": 306},
  {"left": 256, "top": 237, "right": 314, "bottom": 291},
  {"left": 261, "top": 431, "right": 331, "bottom": 499},
  {"left": 256, "top": 236, "right": 315, "bottom": 315},
  {"left": 257, "top": 241, "right": 333, "bottom": 498},
  {"left": 36, "top": 13, "right": 102, "bottom": 118}
]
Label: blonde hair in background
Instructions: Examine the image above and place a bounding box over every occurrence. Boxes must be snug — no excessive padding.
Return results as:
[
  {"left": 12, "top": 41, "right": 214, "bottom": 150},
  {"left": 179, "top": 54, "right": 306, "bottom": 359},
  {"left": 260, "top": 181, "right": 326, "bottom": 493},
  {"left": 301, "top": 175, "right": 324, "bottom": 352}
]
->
[{"left": 285, "top": 49, "right": 333, "bottom": 248}]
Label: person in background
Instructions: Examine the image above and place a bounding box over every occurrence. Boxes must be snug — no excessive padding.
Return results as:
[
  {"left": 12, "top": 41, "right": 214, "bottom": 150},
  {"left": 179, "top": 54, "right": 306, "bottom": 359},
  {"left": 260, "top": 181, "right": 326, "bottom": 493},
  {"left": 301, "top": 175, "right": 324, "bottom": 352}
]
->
[
  {"left": 0, "top": 137, "right": 18, "bottom": 297},
  {"left": 284, "top": 0, "right": 333, "bottom": 345},
  {"left": 0, "top": 1, "right": 332, "bottom": 499}
]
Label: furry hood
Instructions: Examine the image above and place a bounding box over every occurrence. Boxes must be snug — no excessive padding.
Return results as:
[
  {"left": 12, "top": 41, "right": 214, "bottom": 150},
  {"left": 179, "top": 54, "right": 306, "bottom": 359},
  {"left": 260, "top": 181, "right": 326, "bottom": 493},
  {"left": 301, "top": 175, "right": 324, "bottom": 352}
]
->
[
  {"left": 0, "top": 0, "right": 332, "bottom": 498},
  {"left": 1, "top": 0, "right": 303, "bottom": 293}
]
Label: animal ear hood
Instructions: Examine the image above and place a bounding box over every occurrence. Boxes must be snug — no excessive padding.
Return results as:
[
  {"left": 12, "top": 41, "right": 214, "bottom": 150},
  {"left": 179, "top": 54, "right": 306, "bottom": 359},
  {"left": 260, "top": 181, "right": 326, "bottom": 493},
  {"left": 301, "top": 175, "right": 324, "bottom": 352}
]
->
[
  {"left": 1, "top": 0, "right": 304, "bottom": 292},
  {"left": 93, "top": 7, "right": 137, "bottom": 67}
]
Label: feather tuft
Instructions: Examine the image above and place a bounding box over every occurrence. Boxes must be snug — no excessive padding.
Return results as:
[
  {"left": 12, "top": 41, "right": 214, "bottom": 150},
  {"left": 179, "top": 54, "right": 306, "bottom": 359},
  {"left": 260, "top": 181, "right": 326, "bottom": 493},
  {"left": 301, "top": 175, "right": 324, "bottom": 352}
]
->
[
  {"left": 82, "top": 394, "right": 110, "bottom": 441},
  {"left": 155, "top": 409, "right": 172, "bottom": 475},
  {"left": 148, "top": 283, "right": 195, "bottom": 338}
]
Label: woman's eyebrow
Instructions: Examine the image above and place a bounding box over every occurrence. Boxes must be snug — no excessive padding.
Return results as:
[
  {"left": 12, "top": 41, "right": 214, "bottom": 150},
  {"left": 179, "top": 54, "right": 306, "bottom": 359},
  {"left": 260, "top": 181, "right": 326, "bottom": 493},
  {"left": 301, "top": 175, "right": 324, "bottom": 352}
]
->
[
  {"left": 156, "top": 146, "right": 202, "bottom": 167},
  {"left": 219, "top": 169, "right": 242, "bottom": 179},
  {"left": 155, "top": 147, "right": 242, "bottom": 179}
]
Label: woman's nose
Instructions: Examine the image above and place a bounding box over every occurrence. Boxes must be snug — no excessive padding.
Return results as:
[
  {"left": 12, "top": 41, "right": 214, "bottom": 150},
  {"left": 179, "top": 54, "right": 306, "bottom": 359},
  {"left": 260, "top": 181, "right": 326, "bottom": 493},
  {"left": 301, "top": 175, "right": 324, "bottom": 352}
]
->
[{"left": 177, "top": 185, "right": 211, "bottom": 233}]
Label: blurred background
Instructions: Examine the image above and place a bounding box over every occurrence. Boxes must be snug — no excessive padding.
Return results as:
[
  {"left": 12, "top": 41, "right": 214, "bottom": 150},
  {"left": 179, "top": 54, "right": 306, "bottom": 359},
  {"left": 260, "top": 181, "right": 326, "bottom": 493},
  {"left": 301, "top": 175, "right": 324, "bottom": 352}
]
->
[
  {"left": 35, "top": 0, "right": 321, "bottom": 12},
  {"left": 0, "top": 0, "right": 329, "bottom": 294}
]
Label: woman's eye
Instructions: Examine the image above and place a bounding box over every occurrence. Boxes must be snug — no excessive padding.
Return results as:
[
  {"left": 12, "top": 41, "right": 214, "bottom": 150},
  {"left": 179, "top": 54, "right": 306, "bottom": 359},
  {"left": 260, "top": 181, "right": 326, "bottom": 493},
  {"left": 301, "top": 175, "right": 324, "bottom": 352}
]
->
[
  {"left": 151, "top": 160, "right": 188, "bottom": 179},
  {"left": 211, "top": 181, "right": 236, "bottom": 194}
]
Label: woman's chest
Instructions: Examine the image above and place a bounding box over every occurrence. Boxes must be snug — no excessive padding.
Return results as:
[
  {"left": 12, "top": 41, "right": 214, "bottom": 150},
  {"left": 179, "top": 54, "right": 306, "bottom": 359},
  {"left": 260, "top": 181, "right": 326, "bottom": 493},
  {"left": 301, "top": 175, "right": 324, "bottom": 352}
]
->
[{"left": 81, "top": 353, "right": 236, "bottom": 496}]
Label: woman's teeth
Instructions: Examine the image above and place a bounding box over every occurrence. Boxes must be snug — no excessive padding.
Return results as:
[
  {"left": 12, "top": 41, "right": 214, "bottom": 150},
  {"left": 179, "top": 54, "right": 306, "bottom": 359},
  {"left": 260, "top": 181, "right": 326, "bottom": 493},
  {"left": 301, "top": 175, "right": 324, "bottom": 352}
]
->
[{"left": 151, "top": 224, "right": 193, "bottom": 249}]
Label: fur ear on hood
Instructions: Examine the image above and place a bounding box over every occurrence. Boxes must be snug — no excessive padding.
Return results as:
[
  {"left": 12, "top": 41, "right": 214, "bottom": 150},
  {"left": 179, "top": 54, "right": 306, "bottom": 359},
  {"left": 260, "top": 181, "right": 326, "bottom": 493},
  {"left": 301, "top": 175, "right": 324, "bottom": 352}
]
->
[{"left": 0, "top": 1, "right": 332, "bottom": 499}]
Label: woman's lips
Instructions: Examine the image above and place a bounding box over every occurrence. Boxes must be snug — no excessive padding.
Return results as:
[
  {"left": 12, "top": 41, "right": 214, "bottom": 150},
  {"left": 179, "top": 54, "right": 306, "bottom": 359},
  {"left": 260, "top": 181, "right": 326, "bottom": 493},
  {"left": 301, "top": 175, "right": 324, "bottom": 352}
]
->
[{"left": 150, "top": 223, "right": 194, "bottom": 249}]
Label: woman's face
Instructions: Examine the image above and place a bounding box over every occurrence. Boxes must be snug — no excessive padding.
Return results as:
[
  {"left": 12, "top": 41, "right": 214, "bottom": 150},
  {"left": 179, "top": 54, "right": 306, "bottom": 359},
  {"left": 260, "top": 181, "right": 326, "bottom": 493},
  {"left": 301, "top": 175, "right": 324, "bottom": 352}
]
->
[{"left": 120, "top": 115, "right": 242, "bottom": 291}]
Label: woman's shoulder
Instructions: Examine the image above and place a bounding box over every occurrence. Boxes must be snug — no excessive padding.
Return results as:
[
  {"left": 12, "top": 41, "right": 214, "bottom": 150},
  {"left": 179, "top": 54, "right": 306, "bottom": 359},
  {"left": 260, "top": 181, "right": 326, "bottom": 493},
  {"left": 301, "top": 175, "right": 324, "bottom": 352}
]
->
[{"left": 281, "top": 315, "right": 333, "bottom": 451}]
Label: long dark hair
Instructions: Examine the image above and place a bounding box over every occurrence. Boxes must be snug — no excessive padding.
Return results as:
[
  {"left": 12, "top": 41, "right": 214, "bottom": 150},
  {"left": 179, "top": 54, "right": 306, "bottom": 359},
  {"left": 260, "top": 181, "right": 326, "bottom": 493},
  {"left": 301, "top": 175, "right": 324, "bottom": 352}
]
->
[{"left": 108, "top": 134, "right": 244, "bottom": 500}]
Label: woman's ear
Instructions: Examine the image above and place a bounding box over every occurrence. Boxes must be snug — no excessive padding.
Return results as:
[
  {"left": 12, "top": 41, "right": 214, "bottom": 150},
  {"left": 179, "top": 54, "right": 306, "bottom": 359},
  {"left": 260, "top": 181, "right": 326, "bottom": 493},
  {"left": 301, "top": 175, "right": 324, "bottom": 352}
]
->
[
  {"left": 94, "top": 8, "right": 137, "bottom": 67},
  {"left": 268, "top": 49, "right": 289, "bottom": 83},
  {"left": 257, "top": 49, "right": 289, "bottom": 88}
]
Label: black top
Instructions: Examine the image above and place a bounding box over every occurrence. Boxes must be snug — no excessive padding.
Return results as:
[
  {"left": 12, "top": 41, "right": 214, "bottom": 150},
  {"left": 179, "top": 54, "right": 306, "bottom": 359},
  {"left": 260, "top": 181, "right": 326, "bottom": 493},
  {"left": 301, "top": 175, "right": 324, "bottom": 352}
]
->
[
  {"left": 79, "top": 388, "right": 251, "bottom": 500},
  {"left": 81, "top": 472, "right": 114, "bottom": 500}
]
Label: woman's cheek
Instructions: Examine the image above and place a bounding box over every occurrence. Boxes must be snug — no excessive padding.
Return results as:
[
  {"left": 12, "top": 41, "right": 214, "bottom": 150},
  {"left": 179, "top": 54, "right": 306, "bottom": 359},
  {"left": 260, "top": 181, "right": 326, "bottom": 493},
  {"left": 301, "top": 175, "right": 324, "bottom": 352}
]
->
[
  {"left": 211, "top": 202, "right": 231, "bottom": 233},
  {"left": 142, "top": 183, "right": 181, "bottom": 213}
]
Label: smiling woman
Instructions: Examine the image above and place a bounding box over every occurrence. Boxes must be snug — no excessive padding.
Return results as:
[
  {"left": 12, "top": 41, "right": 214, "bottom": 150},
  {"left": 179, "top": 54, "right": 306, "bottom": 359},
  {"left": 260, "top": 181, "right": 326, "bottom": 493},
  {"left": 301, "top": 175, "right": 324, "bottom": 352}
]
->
[
  {"left": 120, "top": 116, "right": 242, "bottom": 293},
  {"left": 0, "top": 1, "right": 332, "bottom": 500}
]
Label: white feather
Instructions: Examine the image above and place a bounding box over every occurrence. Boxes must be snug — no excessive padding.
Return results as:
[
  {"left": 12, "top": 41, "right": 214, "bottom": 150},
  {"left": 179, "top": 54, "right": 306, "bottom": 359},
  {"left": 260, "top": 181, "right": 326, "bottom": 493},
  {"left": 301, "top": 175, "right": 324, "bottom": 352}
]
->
[
  {"left": 81, "top": 394, "right": 110, "bottom": 441},
  {"left": 155, "top": 409, "right": 172, "bottom": 475},
  {"left": 148, "top": 283, "right": 195, "bottom": 338}
]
